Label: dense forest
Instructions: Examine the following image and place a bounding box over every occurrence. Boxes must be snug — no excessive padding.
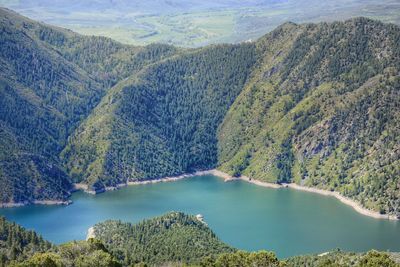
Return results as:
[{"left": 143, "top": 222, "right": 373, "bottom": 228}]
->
[
  {"left": 91, "top": 212, "right": 234, "bottom": 265},
  {"left": 0, "top": 8, "right": 177, "bottom": 202},
  {"left": 61, "top": 43, "right": 256, "bottom": 189},
  {"left": 0, "top": 7, "right": 399, "bottom": 217},
  {"left": 0, "top": 214, "right": 398, "bottom": 267},
  {"left": 0, "top": 217, "right": 53, "bottom": 265}
]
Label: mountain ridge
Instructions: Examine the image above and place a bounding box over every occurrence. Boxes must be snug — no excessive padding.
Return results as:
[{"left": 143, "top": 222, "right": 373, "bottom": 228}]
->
[{"left": 0, "top": 7, "right": 399, "bottom": 217}]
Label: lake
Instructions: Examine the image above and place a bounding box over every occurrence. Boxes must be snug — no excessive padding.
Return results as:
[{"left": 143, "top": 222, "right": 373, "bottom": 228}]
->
[{"left": 0, "top": 175, "right": 399, "bottom": 258}]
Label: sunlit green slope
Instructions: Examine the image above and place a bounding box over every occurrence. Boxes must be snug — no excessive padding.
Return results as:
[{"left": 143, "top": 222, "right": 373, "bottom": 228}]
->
[{"left": 218, "top": 18, "right": 400, "bottom": 215}]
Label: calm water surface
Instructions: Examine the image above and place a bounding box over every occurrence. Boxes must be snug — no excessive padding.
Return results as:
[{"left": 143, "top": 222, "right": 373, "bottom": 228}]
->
[{"left": 1, "top": 175, "right": 399, "bottom": 258}]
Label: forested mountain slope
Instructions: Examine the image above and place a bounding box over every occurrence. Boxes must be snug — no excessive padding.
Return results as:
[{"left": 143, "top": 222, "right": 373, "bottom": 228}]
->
[
  {"left": 0, "top": 8, "right": 101, "bottom": 203},
  {"left": 218, "top": 18, "right": 400, "bottom": 215},
  {"left": 61, "top": 42, "right": 256, "bottom": 190},
  {"left": 0, "top": 8, "right": 176, "bottom": 204},
  {"left": 0, "top": 7, "right": 399, "bottom": 217}
]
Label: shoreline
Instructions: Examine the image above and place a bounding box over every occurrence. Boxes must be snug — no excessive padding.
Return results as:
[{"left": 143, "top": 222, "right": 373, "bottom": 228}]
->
[
  {"left": 225, "top": 175, "right": 282, "bottom": 189},
  {"left": 74, "top": 169, "right": 235, "bottom": 195},
  {"left": 224, "top": 173, "right": 397, "bottom": 221},
  {"left": 1, "top": 169, "right": 398, "bottom": 220},
  {"left": 73, "top": 170, "right": 227, "bottom": 195},
  {"left": 108, "top": 169, "right": 397, "bottom": 220},
  {"left": 284, "top": 183, "right": 398, "bottom": 221},
  {"left": 0, "top": 199, "right": 72, "bottom": 208}
]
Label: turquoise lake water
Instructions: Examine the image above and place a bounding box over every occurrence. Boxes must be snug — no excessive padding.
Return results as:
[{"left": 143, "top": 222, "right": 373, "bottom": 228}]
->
[{"left": 0, "top": 175, "right": 399, "bottom": 258}]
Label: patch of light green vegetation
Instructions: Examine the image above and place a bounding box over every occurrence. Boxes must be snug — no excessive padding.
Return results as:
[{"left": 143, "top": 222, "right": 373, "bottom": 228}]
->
[{"left": 72, "top": 9, "right": 237, "bottom": 47}]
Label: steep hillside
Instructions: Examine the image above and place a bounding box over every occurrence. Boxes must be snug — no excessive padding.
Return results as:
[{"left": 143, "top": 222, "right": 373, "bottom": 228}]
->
[
  {"left": 218, "top": 18, "right": 400, "bottom": 216},
  {"left": 92, "top": 212, "right": 234, "bottom": 265},
  {"left": 0, "top": 8, "right": 102, "bottom": 203},
  {"left": 61, "top": 43, "right": 256, "bottom": 190},
  {"left": 0, "top": 8, "right": 176, "bottom": 204},
  {"left": 0, "top": 8, "right": 399, "bottom": 217}
]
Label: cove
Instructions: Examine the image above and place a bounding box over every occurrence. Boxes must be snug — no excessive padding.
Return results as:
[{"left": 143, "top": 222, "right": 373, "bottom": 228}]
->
[{"left": 0, "top": 175, "right": 399, "bottom": 258}]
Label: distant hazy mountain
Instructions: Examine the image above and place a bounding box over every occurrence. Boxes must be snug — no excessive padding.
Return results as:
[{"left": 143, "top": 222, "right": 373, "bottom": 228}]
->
[{"left": 0, "top": 7, "right": 399, "bottom": 218}]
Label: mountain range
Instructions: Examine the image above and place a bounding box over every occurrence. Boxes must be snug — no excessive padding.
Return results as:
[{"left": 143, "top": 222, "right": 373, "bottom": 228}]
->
[{"left": 0, "top": 7, "right": 399, "bottom": 217}]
